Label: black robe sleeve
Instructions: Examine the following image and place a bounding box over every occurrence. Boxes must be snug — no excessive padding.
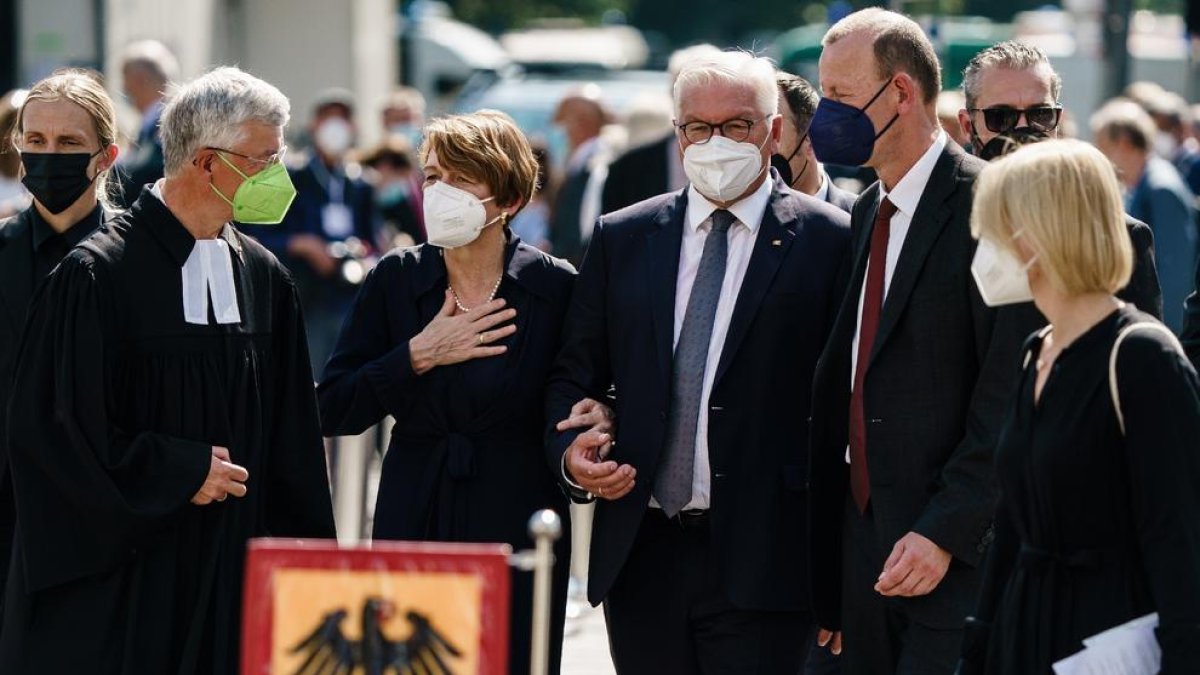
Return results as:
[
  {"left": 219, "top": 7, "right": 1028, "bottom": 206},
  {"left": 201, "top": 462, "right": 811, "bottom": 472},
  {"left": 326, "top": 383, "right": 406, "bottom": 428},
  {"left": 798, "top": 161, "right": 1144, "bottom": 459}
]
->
[
  {"left": 318, "top": 257, "right": 424, "bottom": 436},
  {"left": 6, "top": 253, "right": 213, "bottom": 591},
  {"left": 263, "top": 272, "right": 336, "bottom": 538},
  {"left": 1116, "top": 330, "right": 1200, "bottom": 673}
]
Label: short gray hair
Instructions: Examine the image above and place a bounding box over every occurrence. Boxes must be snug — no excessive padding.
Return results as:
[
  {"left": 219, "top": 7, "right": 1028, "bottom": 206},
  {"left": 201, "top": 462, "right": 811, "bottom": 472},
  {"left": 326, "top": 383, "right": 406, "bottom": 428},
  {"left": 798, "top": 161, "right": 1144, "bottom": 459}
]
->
[
  {"left": 121, "top": 39, "right": 180, "bottom": 84},
  {"left": 160, "top": 66, "right": 290, "bottom": 176},
  {"left": 673, "top": 50, "right": 778, "bottom": 119},
  {"left": 962, "top": 41, "right": 1062, "bottom": 109}
]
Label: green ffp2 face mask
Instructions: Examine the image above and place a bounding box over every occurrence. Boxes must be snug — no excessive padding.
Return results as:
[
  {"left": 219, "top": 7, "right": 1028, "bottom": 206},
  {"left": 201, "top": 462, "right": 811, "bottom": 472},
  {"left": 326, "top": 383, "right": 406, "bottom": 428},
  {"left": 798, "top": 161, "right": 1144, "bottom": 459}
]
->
[{"left": 210, "top": 151, "right": 297, "bottom": 225}]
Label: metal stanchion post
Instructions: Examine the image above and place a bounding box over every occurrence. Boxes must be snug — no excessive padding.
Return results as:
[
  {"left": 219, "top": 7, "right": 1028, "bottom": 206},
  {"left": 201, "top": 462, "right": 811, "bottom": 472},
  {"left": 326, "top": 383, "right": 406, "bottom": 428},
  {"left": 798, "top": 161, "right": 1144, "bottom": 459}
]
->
[{"left": 526, "top": 510, "right": 561, "bottom": 675}]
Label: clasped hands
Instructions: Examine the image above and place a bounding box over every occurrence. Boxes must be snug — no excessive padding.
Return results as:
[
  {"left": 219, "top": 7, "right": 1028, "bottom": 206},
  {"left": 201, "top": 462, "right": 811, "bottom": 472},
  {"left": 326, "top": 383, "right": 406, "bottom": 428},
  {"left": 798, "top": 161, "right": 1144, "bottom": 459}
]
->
[
  {"left": 816, "top": 531, "right": 952, "bottom": 655},
  {"left": 559, "top": 399, "right": 635, "bottom": 501},
  {"left": 191, "top": 445, "right": 249, "bottom": 505}
]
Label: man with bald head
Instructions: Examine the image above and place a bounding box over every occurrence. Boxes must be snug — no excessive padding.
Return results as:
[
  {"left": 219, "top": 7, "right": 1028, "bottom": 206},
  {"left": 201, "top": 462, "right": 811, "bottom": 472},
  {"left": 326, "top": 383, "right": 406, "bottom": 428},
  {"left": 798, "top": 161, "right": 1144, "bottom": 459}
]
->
[
  {"left": 550, "top": 86, "right": 611, "bottom": 264},
  {"left": 548, "top": 50, "right": 849, "bottom": 674},
  {"left": 807, "top": 9, "right": 1028, "bottom": 674}
]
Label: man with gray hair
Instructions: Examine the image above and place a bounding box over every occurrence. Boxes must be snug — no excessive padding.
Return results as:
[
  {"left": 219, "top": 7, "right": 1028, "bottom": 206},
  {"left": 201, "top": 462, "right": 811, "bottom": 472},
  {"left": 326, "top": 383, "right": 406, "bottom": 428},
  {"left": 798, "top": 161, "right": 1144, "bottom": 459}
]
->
[
  {"left": 117, "top": 38, "right": 179, "bottom": 206},
  {"left": 0, "top": 66, "right": 336, "bottom": 673},
  {"left": 954, "top": 40, "right": 1162, "bottom": 317},
  {"left": 547, "top": 49, "right": 850, "bottom": 674}
]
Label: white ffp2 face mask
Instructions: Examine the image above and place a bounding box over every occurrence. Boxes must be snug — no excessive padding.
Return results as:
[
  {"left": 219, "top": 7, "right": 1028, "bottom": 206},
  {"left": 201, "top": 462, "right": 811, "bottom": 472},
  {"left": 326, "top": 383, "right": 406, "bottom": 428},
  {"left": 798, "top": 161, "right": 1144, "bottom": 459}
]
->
[
  {"left": 422, "top": 181, "right": 499, "bottom": 249},
  {"left": 971, "top": 235, "right": 1035, "bottom": 307},
  {"left": 682, "top": 134, "right": 768, "bottom": 203}
]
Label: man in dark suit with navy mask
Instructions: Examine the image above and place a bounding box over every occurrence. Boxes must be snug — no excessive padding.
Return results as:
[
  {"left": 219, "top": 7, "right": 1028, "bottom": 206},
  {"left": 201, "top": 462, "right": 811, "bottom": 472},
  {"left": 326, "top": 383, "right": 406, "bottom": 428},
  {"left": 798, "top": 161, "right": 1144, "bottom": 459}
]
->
[
  {"left": 546, "top": 50, "right": 850, "bottom": 674},
  {"left": 807, "top": 9, "right": 1031, "bottom": 674}
]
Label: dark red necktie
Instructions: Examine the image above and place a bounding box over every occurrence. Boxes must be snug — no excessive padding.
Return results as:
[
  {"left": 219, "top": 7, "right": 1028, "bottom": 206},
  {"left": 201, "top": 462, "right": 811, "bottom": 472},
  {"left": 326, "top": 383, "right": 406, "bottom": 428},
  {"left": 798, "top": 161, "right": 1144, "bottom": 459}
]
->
[{"left": 849, "top": 197, "right": 896, "bottom": 514}]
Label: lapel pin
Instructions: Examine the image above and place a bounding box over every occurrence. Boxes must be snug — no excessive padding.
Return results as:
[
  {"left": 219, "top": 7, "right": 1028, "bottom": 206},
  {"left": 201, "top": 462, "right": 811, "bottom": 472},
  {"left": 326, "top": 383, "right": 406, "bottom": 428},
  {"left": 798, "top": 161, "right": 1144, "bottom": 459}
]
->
[{"left": 771, "top": 239, "right": 782, "bottom": 246}]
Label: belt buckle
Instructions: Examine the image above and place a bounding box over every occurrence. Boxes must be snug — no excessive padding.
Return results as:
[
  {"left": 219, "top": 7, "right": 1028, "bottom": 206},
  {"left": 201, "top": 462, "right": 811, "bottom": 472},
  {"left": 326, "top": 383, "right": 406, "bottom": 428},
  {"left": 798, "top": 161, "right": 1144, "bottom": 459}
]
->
[{"left": 675, "top": 509, "right": 707, "bottom": 529}]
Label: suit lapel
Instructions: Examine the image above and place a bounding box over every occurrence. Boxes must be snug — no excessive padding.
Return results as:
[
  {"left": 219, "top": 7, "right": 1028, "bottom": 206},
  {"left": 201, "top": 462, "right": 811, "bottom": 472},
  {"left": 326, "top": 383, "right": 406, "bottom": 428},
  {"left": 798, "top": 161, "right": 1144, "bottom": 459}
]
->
[
  {"left": 712, "top": 188, "right": 795, "bottom": 386},
  {"left": 869, "top": 147, "right": 960, "bottom": 365},
  {"left": 648, "top": 191, "right": 687, "bottom": 383},
  {"left": 0, "top": 211, "right": 34, "bottom": 337}
]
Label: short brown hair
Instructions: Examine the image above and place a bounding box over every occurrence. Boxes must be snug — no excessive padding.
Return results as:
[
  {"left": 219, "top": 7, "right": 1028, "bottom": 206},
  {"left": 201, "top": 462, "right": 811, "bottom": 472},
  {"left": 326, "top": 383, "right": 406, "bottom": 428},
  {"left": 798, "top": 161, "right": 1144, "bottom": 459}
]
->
[
  {"left": 419, "top": 109, "right": 538, "bottom": 212},
  {"left": 971, "top": 139, "right": 1132, "bottom": 296},
  {"left": 776, "top": 71, "right": 819, "bottom": 135},
  {"left": 823, "top": 8, "right": 941, "bottom": 104},
  {"left": 1090, "top": 98, "right": 1156, "bottom": 153}
]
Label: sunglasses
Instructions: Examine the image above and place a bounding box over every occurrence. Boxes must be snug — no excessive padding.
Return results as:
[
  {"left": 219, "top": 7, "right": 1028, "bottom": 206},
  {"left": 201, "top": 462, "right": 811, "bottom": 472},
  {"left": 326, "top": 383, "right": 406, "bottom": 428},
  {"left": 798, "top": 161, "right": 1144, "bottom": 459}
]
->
[{"left": 969, "top": 106, "right": 1062, "bottom": 134}]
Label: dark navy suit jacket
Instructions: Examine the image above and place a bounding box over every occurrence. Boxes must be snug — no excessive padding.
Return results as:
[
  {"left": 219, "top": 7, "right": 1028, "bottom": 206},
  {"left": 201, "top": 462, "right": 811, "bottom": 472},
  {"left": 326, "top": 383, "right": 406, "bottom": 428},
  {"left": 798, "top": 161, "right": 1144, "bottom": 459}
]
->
[{"left": 546, "top": 181, "right": 851, "bottom": 611}]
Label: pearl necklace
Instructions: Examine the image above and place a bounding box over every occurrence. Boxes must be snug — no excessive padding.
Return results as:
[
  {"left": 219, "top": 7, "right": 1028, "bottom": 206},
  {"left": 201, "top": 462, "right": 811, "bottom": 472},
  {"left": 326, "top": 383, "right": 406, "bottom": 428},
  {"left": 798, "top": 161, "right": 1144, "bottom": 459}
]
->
[{"left": 449, "top": 275, "right": 503, "bottom": 313}]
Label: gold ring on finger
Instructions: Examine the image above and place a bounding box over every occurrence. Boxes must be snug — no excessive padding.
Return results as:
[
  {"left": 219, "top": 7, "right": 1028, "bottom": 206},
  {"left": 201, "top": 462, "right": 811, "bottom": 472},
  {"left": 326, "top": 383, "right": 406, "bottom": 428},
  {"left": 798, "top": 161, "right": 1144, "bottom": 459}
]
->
[{"left": 477, "top": 333, "right": 485, "bottom": 345}]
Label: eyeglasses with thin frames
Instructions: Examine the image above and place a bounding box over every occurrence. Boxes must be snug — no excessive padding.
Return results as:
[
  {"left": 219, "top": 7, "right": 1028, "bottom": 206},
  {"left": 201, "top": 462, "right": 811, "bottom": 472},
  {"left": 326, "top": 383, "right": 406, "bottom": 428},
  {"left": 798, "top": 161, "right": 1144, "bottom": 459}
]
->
[
  {"left": 207, "top": 146, "right": 288, "bottom": 167},
  {"left": 676, "top": 115, "right": 772, "bottom": 144}
]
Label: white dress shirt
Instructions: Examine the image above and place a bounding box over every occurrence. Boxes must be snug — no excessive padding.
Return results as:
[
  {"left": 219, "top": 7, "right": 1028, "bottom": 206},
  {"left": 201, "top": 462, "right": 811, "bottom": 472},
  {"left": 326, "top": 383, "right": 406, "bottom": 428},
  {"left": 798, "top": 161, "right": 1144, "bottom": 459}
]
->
[
  {"left": 652, "top": 177, "right": 771, "bottom": 510},
  {"left": 814, "top": 170, "right": 830, "bottom": 203},
  {"left": 846, "top": 131, "right": 947, "bottom": 463}
]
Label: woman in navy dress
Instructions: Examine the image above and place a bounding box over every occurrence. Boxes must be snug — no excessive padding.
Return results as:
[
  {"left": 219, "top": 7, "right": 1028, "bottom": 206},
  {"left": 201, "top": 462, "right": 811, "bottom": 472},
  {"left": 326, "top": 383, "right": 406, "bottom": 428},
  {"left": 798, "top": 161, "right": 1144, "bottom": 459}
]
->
[
  {"left": 958, "top": 140, "right": 1200, "bottom": 674},
  {"left": 318, "top": 110, "right": 609, "bottom": 675}
]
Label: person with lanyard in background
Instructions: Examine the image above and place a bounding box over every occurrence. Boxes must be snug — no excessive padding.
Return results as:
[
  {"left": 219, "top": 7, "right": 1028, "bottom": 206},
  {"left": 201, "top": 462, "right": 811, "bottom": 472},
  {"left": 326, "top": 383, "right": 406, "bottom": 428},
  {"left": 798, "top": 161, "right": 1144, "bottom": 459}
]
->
[
  {"left": 773, "top": 70, "right": 858, "bottom": 214},
  {"left": 0, "top": 66, "right": 335, "bottom": 674},
  {"left": 116, "top": 39, "right": 178, "bottom": 207},
  {"left": 0, "top": 68, "right": 120, "bottom": 636},
  {"left": 957, "top": 40, "right": 1162, "bottom": 320},
  {"left": 245, "top": 88, "right": 381, "bottom": 375}
]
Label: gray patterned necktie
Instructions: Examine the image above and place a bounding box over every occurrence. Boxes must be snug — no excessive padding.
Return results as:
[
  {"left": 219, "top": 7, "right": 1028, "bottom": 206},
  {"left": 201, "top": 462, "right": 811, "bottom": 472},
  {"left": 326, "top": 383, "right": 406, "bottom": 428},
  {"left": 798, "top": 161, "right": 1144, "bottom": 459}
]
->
[{"left": 654, "top": 208, "right": 735, "bottom": 517}]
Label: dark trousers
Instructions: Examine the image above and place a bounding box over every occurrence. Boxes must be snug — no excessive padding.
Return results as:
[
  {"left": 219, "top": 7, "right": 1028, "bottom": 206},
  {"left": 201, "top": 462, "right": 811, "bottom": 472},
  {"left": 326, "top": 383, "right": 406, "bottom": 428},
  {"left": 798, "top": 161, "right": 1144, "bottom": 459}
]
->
[
  {"left": 841, "top": 498, "right": 960, "bottom": 675},
  {"left": 604, "top": 509, "right": 813, "bottom": 675}
]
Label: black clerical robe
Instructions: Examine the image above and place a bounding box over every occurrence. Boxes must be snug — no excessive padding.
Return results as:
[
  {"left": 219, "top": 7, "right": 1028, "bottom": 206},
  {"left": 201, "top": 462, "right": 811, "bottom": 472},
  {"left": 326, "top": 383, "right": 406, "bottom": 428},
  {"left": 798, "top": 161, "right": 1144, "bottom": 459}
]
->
[{"left": 0, "top": 189, "right": 336, "bottom": 675}]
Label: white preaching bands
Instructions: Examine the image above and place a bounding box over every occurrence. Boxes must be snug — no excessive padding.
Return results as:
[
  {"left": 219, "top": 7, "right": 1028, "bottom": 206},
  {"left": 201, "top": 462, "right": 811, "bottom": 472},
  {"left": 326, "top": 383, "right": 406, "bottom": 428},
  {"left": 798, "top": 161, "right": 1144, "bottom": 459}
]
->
[{"left": 151, "top": 180, "right": 243, "bottom": 326}]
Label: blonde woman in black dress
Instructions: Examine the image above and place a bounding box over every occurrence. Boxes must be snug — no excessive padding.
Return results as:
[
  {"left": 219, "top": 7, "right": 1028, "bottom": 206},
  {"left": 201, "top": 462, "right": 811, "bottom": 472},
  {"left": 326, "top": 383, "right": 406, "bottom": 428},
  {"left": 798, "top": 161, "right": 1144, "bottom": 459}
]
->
[{"left": 958, "top": 139, "right": 1200, "bottom": 674}]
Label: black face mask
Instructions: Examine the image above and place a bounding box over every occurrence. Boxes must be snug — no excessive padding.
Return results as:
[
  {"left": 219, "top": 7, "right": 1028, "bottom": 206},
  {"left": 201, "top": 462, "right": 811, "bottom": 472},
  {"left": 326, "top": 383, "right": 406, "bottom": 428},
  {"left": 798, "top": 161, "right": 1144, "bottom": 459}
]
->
[
  {"left": 974, "top": 127, "right": 1051, "bottom": 162},
  {"left": 770, "top": 133, "right": 809, "bottom": 188},
  {"left": 21, "top": 150, "right": 102, "bottom": 214}
]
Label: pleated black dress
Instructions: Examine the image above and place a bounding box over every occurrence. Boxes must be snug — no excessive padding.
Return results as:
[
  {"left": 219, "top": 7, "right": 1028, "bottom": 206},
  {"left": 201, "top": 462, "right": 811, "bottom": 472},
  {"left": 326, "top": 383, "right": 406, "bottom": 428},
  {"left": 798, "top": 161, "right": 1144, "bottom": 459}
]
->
[
  {"left": 318, "top": 235, "right": 575, "bottom": 675},
  {"left": 0, "top": 190, "right": 336, "bottom": 675},
  {"left": 971, "top": 306, "right": 1200, "bottom": 674}
]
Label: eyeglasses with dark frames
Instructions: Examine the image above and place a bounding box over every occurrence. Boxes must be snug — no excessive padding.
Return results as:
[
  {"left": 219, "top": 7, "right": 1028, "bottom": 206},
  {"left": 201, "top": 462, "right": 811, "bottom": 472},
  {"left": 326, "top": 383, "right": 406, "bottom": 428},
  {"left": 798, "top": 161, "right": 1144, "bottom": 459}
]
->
[
  {"left": 968, "top": 106, "right": 1062, "bottom": 134},
  {"left": 676, "top": 115, "right": 772, "bottom": 144}
]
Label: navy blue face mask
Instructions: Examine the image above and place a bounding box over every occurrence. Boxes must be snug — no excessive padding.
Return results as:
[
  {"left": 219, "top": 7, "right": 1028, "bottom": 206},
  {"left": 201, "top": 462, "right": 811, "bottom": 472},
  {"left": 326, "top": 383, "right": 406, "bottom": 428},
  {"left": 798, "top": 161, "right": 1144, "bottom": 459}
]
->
[{"left": 809, "top": 79, "right": 899, "bottom": 167}]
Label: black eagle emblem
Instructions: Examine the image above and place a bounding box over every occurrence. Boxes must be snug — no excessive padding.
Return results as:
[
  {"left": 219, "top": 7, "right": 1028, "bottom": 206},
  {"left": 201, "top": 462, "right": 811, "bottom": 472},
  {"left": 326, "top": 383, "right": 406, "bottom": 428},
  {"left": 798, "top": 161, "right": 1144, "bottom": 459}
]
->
[{"left": 290, "top": 596, "right": 463, "bottom": 675}]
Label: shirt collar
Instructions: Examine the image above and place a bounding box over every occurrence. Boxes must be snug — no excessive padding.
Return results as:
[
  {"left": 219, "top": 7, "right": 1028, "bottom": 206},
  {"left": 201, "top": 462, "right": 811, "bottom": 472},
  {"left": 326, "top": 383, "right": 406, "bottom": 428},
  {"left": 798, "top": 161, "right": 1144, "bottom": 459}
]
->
[
  {"left": 144, "top": 179, "right": 244, "bottom": 265},
  {"left": 30, "top": 204, "right": 103, "bottom": 252},
  {"left": 685, "top": 175, "right": 772, "bottom": 234},
  {"left": 567, "top": 137, "right": 600, "bottom": 172},
  {"left": 814, "top": 170, "right": 830, "bottom": 203},
  {"left": 881, "top": 130, "right": 947, "bottom": 217}
]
